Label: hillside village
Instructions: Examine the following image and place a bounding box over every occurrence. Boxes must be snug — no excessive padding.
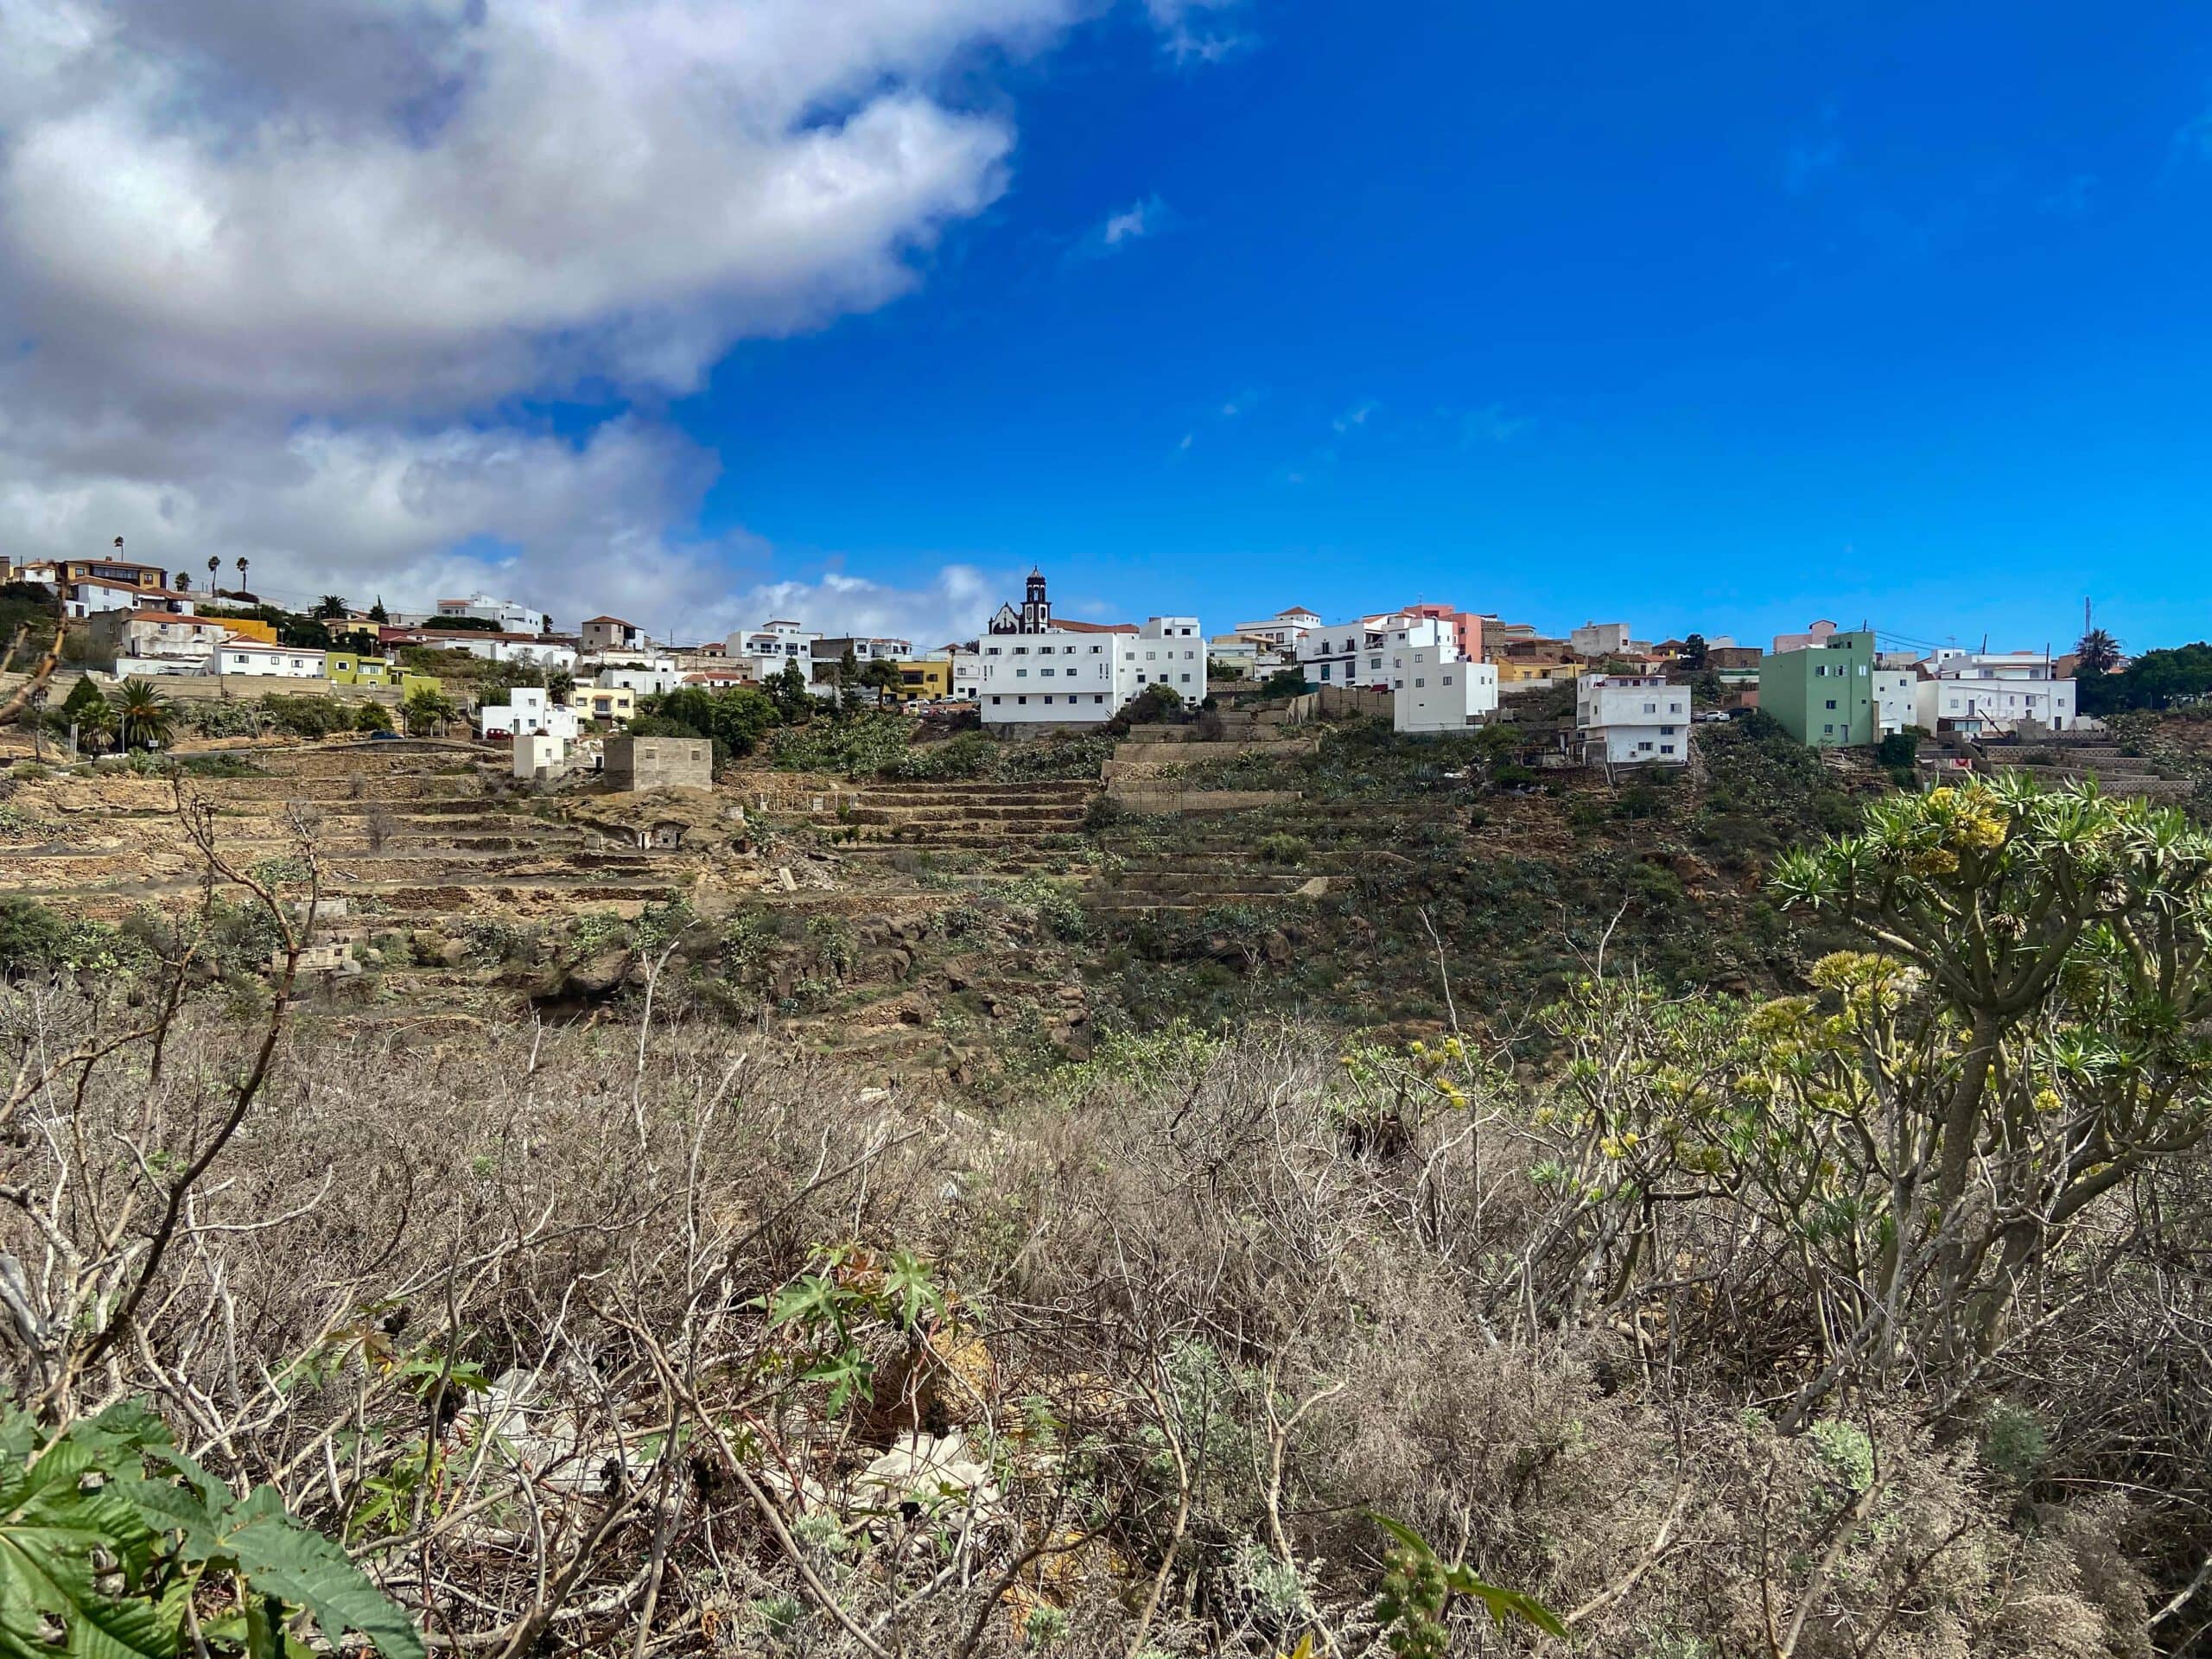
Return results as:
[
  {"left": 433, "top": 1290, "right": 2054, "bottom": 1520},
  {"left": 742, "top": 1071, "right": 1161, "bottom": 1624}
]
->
[{"left": 2, "top": 547, "right": 2195, "bottom": 1084}]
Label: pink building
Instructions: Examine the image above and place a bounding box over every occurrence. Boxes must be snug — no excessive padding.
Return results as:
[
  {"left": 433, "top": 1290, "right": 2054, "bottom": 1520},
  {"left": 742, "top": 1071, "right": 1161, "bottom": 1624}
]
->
[{"left": 1772, "top": 619, "right": 1840, "bottom": 654}]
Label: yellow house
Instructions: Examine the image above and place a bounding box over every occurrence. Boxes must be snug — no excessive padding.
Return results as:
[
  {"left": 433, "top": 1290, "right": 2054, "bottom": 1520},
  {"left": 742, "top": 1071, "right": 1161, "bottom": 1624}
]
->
[
  {"left": 893, "top": 658, "right": 954, "bottom": 702},
  {"left": 397, "top": 671, "right": 442, "bottom": 701},
  {"left": 325, "top": 652, "right": 397, "bottom": 687},
  {"left": 578, "top": 684, "right": 637, "bottom": 725},
  {"left": 222, "top": 618, "right": 280, "bottom": 645},
  {"left": 1496, "top": 658, "right": 1584, "bottom": 688}
]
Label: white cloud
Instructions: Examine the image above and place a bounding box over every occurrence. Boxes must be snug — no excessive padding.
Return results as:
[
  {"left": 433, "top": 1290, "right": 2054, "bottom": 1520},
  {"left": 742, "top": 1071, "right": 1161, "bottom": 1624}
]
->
[
  {"left": 1143, "top": 0, "right": 1252, "bottom": 64},
  {"left": 1332, "top": 400, "right": 1378, "bottom": 434},
  {"left": 1103, "top": 196, "right": 1162, "bottom": 245},
  {"left": 0, "top": 0, "right": 1088, "bottom": 617},
  {"left": 724, "top": 565, "right": 1002, "bottom": 649}
]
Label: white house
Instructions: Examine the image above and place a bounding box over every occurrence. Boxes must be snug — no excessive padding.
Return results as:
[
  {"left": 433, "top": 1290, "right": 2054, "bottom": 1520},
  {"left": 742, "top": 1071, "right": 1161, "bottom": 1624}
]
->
[
  {"left": 595, "top": 661, "right": 688, "bottom": 697},
  {"left": 1576, "top": 675, "right": 1690, "bottom": 766},
  {"left": 1570, "top": 621, "right": 1633, "bottom": 658},
  {"left": 1914, "top": 653, "right": 2075, "bottom": 735},
  {"left": 207, "top": 643, "right": 328, "bottom": 679},
  {"left": 724, "top": 620, "right": 818, "bottom": 685},
  {"left": 49, "top": 577, "right": 199, "bottom": 621},
  {"left": 1394, "top": 645, "right": 1500, "bottom": 734},
  {"left": 1296, "top": 613, "right": 1456, "bottom": 690},
  {"left": 430, "top": 593, "right": 549, "bottom": 634},
  {"left": 390, "top": 631, "right": 577, "bottom": 671},
  {"left": 86, "top": 609, "right": 234, "bottom": 674},
  {"left": 479, "top": 686, "right": 577, "bottom": 741},
  {"left": 1232, "top": 607, "right": 1323, "bottom": 648},
  {"left": 963, "top": 573, "right": 1203, "bottom": 727},
  {"left": 1873, "top": 667, "right": 1920, "bottom": 735}
]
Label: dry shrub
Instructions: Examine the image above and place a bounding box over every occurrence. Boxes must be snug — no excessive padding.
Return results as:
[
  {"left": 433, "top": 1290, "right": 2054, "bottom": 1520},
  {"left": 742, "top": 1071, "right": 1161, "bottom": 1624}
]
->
[{"left": 0, "top": 991, "right": 2170, "bottom": 1656}]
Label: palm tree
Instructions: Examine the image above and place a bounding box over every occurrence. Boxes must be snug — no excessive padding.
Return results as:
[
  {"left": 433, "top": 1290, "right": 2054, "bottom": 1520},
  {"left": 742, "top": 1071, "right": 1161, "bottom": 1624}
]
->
[
  {"left": 113, "top": 677, "right": 174, "bottom": 753},
  {"left": 235, "top": 556, "right": 250, "bottom": 594},
  {"left": 207, "top": 555, "right": 219, "bottom": 594},
  {"left": 2074, "top": 626, "right": 2121, "bottom": 676},
  {"left": 174, "top": 571, "right": 192, "bottom": 592},
  {"left": 312, "top": 594, "right": 348, "bottom": 620}
]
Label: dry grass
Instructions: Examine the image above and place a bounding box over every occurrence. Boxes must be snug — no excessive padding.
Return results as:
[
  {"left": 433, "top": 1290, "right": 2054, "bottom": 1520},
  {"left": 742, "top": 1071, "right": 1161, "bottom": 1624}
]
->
[{"left": 0, "top": 976, "right": 2181, "bottom": 1656}]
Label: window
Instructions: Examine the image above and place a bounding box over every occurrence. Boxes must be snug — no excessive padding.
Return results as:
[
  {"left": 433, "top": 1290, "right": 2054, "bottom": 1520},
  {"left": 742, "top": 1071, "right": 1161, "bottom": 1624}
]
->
[
  {"left": 1014, "top": 645, "right": 1028, "bottom": 655},
  {"left": 1094, "top": 695, "right": 1104, "bottom": 704},
  {"left": 1041, "top": 696, "right": 1052, "bottom": 704},
  {"left": 990, "top": 696, "right": 1001, "bottom": 705},
  {"left": 1822, "top": 723, "right": 1834, "bottom": 735},
  {"left": 1643, "top": 702, "right": 1656, "bottom": 714},
  {"left": 1040, "top": 667, "right": 1054, "bottom": 677},
  {"left": 1660, "top": 743, "right": 1676, "bottom": 755},
  {"left": 1017, "top": 696, "right": 1027, "bottom": 705},
  {"left": 1442, "top": 675, "right": 1454, "bottom": 685},
  {"left": 1370, "top": 656, "right": 1382, "bottom": 670},
  {"left": 1016, "top": 668, "right": 1027, "bottom": 677},
  {"left": 1179, "top": 673, "right": 1192, "bottom": 683},
  {"left": 1660, "top": 724, "right": 1675, "bottom": 735},
  {"left": 1319, "top": 664, "right": 1332, "bottom": 681},
  {"left": 1414, "top": 677, "right": 1426, "bottom": 688}
]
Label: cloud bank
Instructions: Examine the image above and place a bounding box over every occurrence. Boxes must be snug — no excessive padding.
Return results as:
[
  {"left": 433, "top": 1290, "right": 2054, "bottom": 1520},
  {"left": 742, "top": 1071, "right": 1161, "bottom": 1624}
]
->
[{"left": 0, "top": 0, "right": 1135, "bottom": 639}]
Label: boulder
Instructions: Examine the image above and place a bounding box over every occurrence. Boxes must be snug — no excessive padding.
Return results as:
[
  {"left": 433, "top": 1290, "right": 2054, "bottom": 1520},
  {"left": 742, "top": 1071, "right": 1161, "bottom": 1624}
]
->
[{"left": 565, "top": 948, "right": 632, "bottom": 996}]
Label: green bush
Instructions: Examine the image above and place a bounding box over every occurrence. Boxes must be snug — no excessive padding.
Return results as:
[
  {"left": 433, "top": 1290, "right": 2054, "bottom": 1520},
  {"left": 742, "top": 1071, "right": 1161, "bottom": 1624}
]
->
[
  {"left": 1255, "top": 831, "right": 1310, "bottom": 865},
  {"left": 353, "top": 700, "right": 394, "bottom": 733},
  {"left": 1875, "top": 730, "right": 1919, "bottom": 767}
]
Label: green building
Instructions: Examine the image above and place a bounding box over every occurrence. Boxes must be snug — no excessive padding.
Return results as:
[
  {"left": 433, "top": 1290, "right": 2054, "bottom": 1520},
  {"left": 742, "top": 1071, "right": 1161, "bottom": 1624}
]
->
[{"left": 1759, "top": 628, "right": 1878, "bottom": 747}]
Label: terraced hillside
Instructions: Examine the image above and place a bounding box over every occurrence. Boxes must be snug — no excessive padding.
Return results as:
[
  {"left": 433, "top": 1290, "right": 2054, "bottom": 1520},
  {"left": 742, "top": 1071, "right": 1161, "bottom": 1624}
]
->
[{"left": 2, "top": 741, "right": 692, "bottom": 927}]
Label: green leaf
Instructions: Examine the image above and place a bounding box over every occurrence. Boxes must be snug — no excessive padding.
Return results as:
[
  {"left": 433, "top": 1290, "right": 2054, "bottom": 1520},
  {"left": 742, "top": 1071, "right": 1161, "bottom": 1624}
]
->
[
  {"left": 767, "top": 1274, "right": 842, "bottom": 1333},
  {"left": 174, "top": 1487, "right": 425, "bottom": 1659},
  {"left": 1441, "top": 1564, "right": 1569, "bottom": 1638},
  {"left": 0, "top": 1413, "right": 182, "bottom": 1659}
]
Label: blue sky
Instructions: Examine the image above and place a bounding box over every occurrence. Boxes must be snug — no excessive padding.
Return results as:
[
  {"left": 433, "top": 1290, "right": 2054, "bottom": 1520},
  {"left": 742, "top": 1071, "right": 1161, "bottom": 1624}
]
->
[
  {"left": 682, "top": 1, "right": 2212, "bottom": 652},
  {"left": 3, "top": 1, "right": 2207, "bottom": 655}
]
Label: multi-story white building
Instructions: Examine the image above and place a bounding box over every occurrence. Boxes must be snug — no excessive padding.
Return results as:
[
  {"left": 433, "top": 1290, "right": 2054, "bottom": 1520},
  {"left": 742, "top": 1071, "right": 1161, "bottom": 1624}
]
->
[
  {"left": 960, "top": 572, "right": 1203, "bottom": 727},
  {"left": 1569, "top": 620, "right": 1633, "bottom": 658},
  {"left": 479, "top": 686, "right": 577, "bottom": 741},
  {"left": 724, "top": 620, "right": 818, "bottom": 685},
  {"left": 207, "top": 642, "right": 328, "bottom": 679},
  {"left": 1233, "top": 607, "right": 1323, "bottom": 648},
  {"left": 1394, "top": 645, "right": 1500, "bottom": 734},
  {"left": 427, "top": 593, "right": 550, "bottom": 634},
  {"left": 1296, "top": 613, "right": 1456, "bottom": 690},
  {"left": 1576, "top": 675, "right": 1690, "bottom": 766},
  {"left": 1914, "top": 653, "right": 2075, "bottom": 735}
]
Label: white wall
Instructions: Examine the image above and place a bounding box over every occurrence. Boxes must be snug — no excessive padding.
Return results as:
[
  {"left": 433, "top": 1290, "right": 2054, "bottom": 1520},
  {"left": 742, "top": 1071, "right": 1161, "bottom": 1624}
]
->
[
  {"left": 208, "top": 647, "right": 327, "bottom": 678},
  {"left": 975, "top": 614, "right": 1206, "bottom": 726},
  {"left": 1570, "top": 621, "right": 1632, "bottom": 657},
  {"left": 1577, "top": 677, "right": 1689, "bottom": 765},
  {"left": 1393, "top": 647, "right": 1499, "bottom": 733},
  {"left": 480, "top": 687, "right": 578, "bottom": 741},
  {"left": 975, "top": 629, "right": 1123, "bottom": 726},
  {"left": 596, "top": 664, "right": 686, "bottom": 696}
]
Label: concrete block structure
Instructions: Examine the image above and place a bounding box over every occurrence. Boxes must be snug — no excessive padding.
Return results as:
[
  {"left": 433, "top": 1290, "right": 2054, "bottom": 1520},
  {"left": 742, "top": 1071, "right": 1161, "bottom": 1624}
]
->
[
  {"left": 1760, "top": 628, "right": 1878, "bottom": 747},
  {"left": 606, "top": 735, "right": 713, "bottom": 791}
]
